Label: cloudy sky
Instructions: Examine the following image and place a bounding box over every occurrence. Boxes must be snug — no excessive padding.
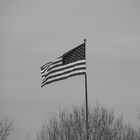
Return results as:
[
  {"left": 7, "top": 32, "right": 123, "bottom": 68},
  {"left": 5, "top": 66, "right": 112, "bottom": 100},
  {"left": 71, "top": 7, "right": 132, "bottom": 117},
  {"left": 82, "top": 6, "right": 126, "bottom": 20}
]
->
[{"left": 0, "top": 0, "right": 140, "bottom": 140}]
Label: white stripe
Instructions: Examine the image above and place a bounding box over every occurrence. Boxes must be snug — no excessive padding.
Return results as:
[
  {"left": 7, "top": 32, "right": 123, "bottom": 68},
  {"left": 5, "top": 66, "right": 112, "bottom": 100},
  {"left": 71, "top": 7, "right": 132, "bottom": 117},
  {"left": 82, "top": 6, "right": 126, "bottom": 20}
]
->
[
  {"left": 52, "top": 57, "right": 62, "bottom": 63},
  {"left": 42, "top": 69, "right": 86, "bottom": 84}
]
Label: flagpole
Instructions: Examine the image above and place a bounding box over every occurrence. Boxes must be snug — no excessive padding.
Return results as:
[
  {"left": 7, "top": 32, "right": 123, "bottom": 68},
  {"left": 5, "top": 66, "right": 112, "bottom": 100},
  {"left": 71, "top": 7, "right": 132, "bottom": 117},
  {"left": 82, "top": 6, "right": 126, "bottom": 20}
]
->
[{"left": 84, "top": 39, "right": 89, "bottom": 140}]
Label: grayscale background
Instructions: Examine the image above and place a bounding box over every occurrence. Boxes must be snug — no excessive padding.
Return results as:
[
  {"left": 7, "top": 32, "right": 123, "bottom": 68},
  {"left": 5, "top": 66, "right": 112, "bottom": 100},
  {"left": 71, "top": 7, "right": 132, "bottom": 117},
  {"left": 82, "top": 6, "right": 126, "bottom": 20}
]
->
[{"left": 0, "top": 0, "right": 140, "bottom": 140}]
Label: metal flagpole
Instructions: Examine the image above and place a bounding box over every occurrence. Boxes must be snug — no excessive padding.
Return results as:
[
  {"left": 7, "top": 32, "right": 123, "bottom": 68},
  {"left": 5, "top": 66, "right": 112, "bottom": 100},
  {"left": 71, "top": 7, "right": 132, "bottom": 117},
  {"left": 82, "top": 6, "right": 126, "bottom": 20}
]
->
[{"left": 84, "top": 39, "right": 89, "bottom": 140}]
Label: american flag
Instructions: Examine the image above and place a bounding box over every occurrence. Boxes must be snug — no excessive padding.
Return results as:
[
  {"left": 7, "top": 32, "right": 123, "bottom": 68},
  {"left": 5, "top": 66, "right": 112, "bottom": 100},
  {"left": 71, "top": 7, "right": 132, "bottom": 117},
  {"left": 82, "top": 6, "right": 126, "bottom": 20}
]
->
[{"left": 40, "top": 42, "right": 86, "bottom": 87}]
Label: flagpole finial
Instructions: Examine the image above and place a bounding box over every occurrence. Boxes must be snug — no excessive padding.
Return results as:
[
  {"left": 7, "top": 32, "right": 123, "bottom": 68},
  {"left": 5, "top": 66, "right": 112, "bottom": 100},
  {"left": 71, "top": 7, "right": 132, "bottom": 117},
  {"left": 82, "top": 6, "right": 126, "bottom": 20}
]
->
[{"left": 84, "top": 39, "right": 86, "bottom": 44}]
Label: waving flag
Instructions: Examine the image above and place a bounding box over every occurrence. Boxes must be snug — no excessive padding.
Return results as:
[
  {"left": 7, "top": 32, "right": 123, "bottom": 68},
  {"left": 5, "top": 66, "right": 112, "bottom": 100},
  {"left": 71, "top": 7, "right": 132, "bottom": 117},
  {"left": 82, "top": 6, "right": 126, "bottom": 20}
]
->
[{"left": 40, "top": 42, "right": 86, "bottom": 87}]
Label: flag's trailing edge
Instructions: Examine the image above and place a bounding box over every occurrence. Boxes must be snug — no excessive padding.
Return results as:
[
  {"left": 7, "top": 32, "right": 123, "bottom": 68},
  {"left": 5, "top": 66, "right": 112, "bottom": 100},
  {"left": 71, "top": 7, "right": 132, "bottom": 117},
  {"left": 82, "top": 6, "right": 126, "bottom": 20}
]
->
[{"left": 40, "top": 42, "right": 86, "bottom": 87}]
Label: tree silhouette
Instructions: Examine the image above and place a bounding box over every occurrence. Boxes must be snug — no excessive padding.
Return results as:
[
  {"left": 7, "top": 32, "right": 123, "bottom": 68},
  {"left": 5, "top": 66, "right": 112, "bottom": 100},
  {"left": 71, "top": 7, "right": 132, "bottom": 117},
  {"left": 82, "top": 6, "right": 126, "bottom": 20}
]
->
[{"left": 36, "top": 104, "right": 140, "bottom": 140}]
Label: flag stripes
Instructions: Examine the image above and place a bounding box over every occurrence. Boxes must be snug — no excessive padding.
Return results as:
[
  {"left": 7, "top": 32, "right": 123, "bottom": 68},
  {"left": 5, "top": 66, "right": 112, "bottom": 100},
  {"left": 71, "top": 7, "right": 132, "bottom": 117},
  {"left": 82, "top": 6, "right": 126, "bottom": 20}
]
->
[
  {"left": 42, "top": 71, "right": 86, "bottom": 86},
  {"left": 41, "top": 57, "right": 62, "bottom": 74},
  {"left": 42, "top": 60, "right": 86, "bottom": 78},
  {"left": 42, "top": 65, "right": 86, "bottom": 84},
  {"left": 44, "top": 63, "right": 86, "bottom": 79}
]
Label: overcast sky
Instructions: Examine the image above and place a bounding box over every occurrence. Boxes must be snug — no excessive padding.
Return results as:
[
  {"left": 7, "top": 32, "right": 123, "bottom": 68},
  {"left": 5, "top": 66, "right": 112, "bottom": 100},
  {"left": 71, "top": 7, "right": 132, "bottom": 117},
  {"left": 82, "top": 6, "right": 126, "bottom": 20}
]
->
[{"left": 0, "top": 0, "right": 140, "bottom": 140}]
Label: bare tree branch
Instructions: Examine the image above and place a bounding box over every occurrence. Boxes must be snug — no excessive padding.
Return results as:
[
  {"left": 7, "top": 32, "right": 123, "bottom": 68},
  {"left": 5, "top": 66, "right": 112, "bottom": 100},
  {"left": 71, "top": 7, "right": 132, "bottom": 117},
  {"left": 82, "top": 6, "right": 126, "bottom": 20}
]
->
[{"left": 0, "top": 117, "right": 12, "bottom": 140}]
